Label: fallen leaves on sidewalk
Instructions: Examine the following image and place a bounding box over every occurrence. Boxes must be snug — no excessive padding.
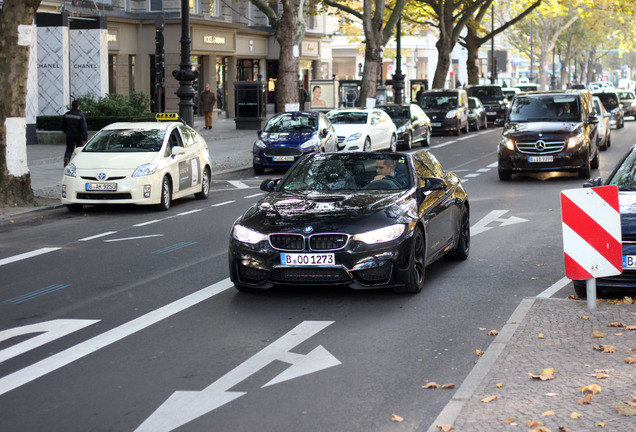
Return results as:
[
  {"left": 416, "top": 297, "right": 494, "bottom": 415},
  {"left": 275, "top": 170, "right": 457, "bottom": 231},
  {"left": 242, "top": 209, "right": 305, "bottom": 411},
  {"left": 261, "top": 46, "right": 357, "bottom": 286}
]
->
[
  {"left": 592, "top": 330, "right": 605, "bottom": 338},
  {"left": 593, "top": 345, "right": 617, "bottom": 353},
  {"left": 570, "top": 411, "right": 583, "bottom": 419},
  {"left": 480, "top": 395, "right": 498, "bottom": 403},
  {"left": 422, "top": 382, "right": 455, "bottom": 389},
  {"left": 578, "top": 394, "right": 594, "bottom": 405},
  {"left": 391, "top": 414, "right": 403, "bottom": 422},
  {"left": 529, "top": 367, "right": 555, "bottom": 381},
  {"left": 579, "top": 383, "right": 602, "bottom": 395},
  {"left": 435, "top": 425, "right": 455, "bottom": 431},
  {"left": 625, "top": 357, "right": 636, "bottom": 364}
]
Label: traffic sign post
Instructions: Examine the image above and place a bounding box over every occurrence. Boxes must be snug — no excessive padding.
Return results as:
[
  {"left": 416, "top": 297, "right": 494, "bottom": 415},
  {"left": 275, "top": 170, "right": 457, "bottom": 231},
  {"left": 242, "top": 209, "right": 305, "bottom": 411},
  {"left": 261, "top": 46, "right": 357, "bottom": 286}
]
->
[{"left": 561, "top": 185, "right": 622, "bottom": 311}]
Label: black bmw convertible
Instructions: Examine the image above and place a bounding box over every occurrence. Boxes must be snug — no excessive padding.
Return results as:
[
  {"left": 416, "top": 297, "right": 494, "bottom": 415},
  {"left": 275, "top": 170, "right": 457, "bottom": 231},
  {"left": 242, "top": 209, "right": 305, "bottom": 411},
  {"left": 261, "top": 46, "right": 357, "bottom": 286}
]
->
[{"left": 228, "top": 150, "right": 470, "bottom": 293}]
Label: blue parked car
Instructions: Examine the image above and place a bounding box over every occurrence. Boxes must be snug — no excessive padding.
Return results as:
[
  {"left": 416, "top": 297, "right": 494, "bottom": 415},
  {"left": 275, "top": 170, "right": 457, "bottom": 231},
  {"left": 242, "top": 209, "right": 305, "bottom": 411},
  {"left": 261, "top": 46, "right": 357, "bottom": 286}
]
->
[
  {"left": 577, "top": 143, "right": 636, "bottom": 297},
  {"left": 252, "top": 111, "right": 338, "bottom": 175}
]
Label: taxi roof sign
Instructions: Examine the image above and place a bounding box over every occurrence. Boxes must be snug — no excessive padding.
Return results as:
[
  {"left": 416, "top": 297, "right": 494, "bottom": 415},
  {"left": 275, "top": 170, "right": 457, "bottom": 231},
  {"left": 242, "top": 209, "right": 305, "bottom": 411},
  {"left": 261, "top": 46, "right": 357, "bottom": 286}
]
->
[{"left": 156, "top": 113, "right": 179, "bottom": 121}]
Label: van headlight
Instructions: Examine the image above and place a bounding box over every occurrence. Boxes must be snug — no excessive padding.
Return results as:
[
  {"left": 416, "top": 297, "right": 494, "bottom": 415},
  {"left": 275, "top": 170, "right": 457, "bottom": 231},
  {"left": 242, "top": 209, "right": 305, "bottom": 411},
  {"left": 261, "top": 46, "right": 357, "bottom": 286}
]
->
[
  {"left": 500, "top": 136, "right": 515, "bottom": 151},
  {"left": 446, "top": 109, "right": 459, "bottom": 119},
  {"left": 567, "top": 132, "right": 585, "bottom": 148}
]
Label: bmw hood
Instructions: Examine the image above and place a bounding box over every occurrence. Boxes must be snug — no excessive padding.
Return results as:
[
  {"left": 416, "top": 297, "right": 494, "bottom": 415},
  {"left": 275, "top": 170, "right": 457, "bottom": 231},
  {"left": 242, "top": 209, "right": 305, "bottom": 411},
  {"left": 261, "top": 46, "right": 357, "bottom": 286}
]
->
[
  {"left": 260, "top": 132, "right": 316, "bottom": 146},
  {"left": 239, "top": 190, "right": 417, "bottom": 234},
  {"left": 72, "top": 152, "right": 158, "bottom": 170}
]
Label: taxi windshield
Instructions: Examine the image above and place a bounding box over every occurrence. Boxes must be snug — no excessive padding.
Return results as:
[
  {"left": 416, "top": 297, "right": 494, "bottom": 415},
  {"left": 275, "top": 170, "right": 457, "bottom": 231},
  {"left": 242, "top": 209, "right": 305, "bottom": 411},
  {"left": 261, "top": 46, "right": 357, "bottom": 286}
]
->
[{"left": 84, "top": 129, "right": 165, "bottom": 152}]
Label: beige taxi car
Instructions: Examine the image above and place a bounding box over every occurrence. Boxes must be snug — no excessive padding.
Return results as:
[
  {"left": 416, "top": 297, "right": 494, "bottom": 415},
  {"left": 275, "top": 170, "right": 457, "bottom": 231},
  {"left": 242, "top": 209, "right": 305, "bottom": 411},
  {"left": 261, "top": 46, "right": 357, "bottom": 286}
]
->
[{"left": 61, "top": 115, "right": 212, "bottom": 212}]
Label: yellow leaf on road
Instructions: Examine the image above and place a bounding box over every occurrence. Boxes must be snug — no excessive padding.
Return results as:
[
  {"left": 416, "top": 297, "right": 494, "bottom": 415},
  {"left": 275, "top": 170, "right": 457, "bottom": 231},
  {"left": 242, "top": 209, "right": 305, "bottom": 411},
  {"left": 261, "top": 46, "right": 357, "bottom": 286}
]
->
[
  {"left": 579, "top": 384, "right": 602, "bottom": 395},
  {"left": 440, "top": 383, "right": 455, "bottom": 389},
  {"left": 391, "top": 414, "right": 403, "bottom": 422},
  {"left": 501, "top": 416, "right": 515, "bottom": 424},
  {"left": 496, "top": 382, "right": 505, "bottom": 388},
  {"left": 578, "top": 394, "right": 594, "bottom": 405},
  {"left": 525, "top": 420, "right": 539, "bottom": 427},
  {"left": 594, "top": 422, "right": 607, "bottom": 427},
  {"left": 538, "top": 333, "right": 545, "bottom": 339},
  {"left": 593, "top": 330, "right": 605, "bottom": 338},
  {"left": 608, "top": 322, "right": 627, "bottom": 327},
  {"left": 436, "top": 425, "right": 455, "bottom": 432},
  {"left": 571, "top": 412, "right": 583, "bottom": 419},
  {"left": 476, "top": 349, "right": 484, "bottom": 357},
  {"left": 581, "top": 315, "right": 590, "bottom": 319},
  {"left": 480, "top": 395, "right": 498, "bottom": 403},
  {"left": 539, "top": 367, "right": 555, "bottom": 375},
  {"left": 625, "top": 357, "right": 636, "bottom": 364},
  {"left": 423, "top": 382, "right": 440, "bottom": 389},
  {"left": 542, "top": 411, "right": 555, "bottom": 416},
  {"left": 488, "top": 330, "right": 499, "bottom": 336}
]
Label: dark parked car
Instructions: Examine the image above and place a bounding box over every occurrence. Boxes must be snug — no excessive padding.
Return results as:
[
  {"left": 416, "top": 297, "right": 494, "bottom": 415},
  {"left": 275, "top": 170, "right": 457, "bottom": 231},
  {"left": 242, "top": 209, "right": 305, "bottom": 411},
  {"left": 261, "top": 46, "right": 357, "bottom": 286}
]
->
[
  {"left": 377, "top": 103, "right": 432, "bottom": 149},
  {"left": 229, "top": 150, "right": 470, "bottom": 293},
  {"left": 498, "top": 90, "right": 599, "bottom": 180},
  {"left": 467, "top": 97, "right": 487, "bottom": 131},
  {"left": 419, "top": 89, "right": 469, "bottom": 136},
  {"left": 575, "top": 144, "right": 636, "bottom": 297},
  {"left": 593, "top": 96, "right": 611, "bottom": 151},
  {"left": 617, "top": 90, "right": 636, "bottom": 119},
  {"left": 467, "top": 85, "right": 509, "bottom": 126},
  {"left": 593, "top": 91, "right": 625, "bottom": 128},
  {"left": 252, "top": 111, "right": 337, "bottom": 175}
]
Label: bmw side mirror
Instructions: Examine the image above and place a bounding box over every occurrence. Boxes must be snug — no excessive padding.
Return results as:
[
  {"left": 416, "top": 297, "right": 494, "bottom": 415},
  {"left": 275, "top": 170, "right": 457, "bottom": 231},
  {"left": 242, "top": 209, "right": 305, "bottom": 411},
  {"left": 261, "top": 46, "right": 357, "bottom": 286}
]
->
[
  {"left": 420, "top": 177, "right": 446, "bottom": 191},
  {"left": 583, "top": 177, "right": 602, "bottom": 188},
  {"left": 260, "top": 178, "right": 279, "bottom": 192}
]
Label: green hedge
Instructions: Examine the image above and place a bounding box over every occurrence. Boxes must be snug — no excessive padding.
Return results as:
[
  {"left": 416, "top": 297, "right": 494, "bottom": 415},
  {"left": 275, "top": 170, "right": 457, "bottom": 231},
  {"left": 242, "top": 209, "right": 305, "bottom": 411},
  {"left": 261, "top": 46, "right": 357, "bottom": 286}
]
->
[{"left": 37, "top": 115, "right": 157, "bottom": 131}]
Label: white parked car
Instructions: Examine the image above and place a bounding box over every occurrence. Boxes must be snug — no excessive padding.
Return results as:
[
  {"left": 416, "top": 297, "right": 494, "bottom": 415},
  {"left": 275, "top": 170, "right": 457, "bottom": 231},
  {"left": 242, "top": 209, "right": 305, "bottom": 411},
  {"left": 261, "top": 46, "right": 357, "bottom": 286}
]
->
[
  {"left": 326, "top": 108, "right": 397, "bottom": 152},
  {"left": 61, "top": 117, "right": 212, "bottom": 212}
]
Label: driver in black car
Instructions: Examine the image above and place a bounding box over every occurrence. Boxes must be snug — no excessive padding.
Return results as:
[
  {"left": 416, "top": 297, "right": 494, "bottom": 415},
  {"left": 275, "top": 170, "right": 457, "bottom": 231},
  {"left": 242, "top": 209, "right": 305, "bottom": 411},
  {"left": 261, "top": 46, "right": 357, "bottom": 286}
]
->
[{"left": 374, "top": 158, "right": 409, "bottom": 187}]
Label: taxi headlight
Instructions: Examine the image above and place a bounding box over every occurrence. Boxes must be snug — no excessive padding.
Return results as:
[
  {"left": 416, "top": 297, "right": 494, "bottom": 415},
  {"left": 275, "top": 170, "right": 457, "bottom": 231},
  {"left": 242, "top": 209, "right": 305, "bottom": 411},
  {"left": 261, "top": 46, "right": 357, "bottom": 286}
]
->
[
  {"left": 254, "top": 139, "right": 267, "bottom": 149},
  {"left": 232, "top": 224, "right": 267, "bottom": 244},
  {"left": 567, "top": 132, "right": 585, "bottom": 148},
  {"left": 132, "top": 163, "right": 158, "bottom": 177},
  {"left": 300, "top": 137, "right": 320, "bottom": 149},
  {"left": 446, "top": 109, "right": 459, "bottom": 119},
  {"left": 353, "top": 224, "right": 405, "bottom": 245},
  {"left": 64, "top": 163, "right": 76, "bottom": 177},
  {"left": 346, "top": 132, "right": 362, "bottom": 142}
]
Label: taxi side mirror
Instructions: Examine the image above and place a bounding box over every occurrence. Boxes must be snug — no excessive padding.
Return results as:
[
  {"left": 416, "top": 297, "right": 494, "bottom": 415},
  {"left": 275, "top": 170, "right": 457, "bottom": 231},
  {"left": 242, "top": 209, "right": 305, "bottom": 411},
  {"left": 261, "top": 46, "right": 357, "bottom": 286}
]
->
[{"left": 171, "top": 146, "right": 186, "bottom": 156}]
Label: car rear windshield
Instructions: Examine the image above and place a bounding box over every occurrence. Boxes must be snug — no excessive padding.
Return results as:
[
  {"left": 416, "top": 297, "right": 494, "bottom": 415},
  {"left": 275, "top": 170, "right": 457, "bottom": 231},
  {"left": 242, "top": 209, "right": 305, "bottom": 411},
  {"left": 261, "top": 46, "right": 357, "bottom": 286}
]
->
[
  {"left": 327, "top": 111, "right": 368, "bottom": 124},
  {"left": 508, "top": 95, "right": 581, "bottom": 122},
  {"left": 83, "top": 129, "right": 165, "bottom": 152},
  {"left": 609, "top": 149, "right": 636, "bottom": 191},
  {"left": 468, "top": 98, "right": 478, "bottom": 109},
  {"left": 280, "top": 153, "right": 411, "bottom": 192},
  {"left": 618, "top": 91, "right": 635, "bottom": 101},
  {"left": 264, "top": 114, "right": 317, "bottom": 133},
  {"left": 420, "top": 94, "right": 458, "bottom": 110},
  {"left": 379, "top": 106, "right": 410, "bottom": 119},
  {"left": 595, "top": 93, "right": 619, "bottom": 109},
  {"left": 468, "top": 87, "right": 502, "bottom": 99}
]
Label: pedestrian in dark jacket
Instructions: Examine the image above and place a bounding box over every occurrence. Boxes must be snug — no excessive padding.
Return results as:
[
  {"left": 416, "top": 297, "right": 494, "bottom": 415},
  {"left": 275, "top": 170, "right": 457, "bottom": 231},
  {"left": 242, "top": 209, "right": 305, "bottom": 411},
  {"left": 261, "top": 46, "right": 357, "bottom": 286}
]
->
[
  {"left": 61, "top": 100, "right": 88, "bottom": 167},
  {"left": 199, "top": 83, "right": 217, "bottom": 130}
]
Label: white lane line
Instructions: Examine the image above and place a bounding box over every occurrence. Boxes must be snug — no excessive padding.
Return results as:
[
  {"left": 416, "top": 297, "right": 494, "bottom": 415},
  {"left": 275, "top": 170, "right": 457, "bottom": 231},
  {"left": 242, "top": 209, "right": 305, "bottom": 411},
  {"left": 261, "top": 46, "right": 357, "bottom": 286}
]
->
[
  {"left": 536, "top": 276, "right": 571, "bottom": 298},
  {"left": 79, "top": 231, "right": 118, "bottom": 242},
  {"left": 487, "top": 162, "right": 498, "bottom": 168},
  {"left": 244, "top": 193, "right": 265, "bottom": 199},
  {"left": 464, "top": 173, "right": 480, "bottom": 178},
  {"left": 456, "top": 136, "right": 471, "bottom": 141},
  {"left": 0, "top": 278, "right": 234, "bottom": 397},
  {"left": 430, "top": 140, "right": 457, "bottom": 149},
  {"left": 211, "top": 201, "right": 235, "bottom": 207},
  {"left": 134, "top": 220, "right": 161, "bottom": 227},
  {"left": 104, "top": 234, "right": 164, "bottom": 243},
  {"left": 477, "top": 168, "right": 491, "bottom": 173},
  {"left": 0, "top": 248, "right": 61, "bottom": 268},
  {"left": 228, "top": 180, "right": 251, "bottom": 189},
  {"left": 177, "top": 209, "right": 202, "bottom": 216}
]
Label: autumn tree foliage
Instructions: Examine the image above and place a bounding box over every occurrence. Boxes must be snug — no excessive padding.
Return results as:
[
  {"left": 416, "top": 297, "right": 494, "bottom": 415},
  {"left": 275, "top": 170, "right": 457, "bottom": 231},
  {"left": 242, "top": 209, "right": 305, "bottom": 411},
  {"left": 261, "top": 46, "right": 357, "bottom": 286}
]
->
[
  {"left": 323, "top": 0, "right": 407, "bottom": 105},
  {"left": 0, "top": 0, "right": 41, "bottom": 205}
]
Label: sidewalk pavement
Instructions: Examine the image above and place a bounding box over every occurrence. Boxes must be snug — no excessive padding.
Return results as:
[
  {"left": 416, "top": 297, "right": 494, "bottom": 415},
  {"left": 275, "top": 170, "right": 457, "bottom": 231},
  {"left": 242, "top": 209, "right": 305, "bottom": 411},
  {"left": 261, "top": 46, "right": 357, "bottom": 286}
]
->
[{"left": 3, "top": 116, "right": 636, "bottom": 432}]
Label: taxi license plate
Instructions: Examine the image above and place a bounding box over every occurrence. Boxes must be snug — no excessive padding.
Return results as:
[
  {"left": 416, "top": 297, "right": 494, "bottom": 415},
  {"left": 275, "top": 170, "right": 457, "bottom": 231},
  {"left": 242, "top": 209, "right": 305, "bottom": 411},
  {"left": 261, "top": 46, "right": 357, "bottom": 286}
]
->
[
  {"left": 281, "top": 253, "right": 335, "bottom": 266},
  {"left": 623, "top": 255, "right": 636, "bottom": 269},
  {"left": 431, "top": 122, "right": 442, "bottom": 127},
  {"left": 528, "top": 156, "right": 553, "bottom": 163},
  {"left": 273, "top": 156, "right": 295, "bottom": 162},
  {"left": 86, "top": 183, "right": 117, "bottom": 191}
]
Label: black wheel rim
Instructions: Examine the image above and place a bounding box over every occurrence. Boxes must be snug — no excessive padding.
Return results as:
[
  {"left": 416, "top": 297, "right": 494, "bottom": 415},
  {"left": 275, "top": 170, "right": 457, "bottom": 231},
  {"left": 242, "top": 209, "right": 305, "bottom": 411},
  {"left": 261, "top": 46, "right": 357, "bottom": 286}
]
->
[{"left": 412, "top": 230, "right": 425, "bottom": 285}]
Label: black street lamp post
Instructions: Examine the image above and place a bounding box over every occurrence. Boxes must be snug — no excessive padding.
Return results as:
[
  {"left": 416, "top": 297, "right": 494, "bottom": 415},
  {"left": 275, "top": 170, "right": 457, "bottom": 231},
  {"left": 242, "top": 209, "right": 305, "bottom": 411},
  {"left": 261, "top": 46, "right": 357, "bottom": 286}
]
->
[
  {"left": 392, "top": 18, "right": 405, "bottom": 104},
  {"left": 172, "top": 0, "right": 199, "bottom": 126}
]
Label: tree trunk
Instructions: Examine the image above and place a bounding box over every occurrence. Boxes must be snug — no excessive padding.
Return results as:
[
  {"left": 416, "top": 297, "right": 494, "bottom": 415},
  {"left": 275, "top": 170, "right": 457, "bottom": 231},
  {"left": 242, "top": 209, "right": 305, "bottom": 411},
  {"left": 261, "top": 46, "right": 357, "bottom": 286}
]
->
[
  {"left": 275, "top": 0, "right": 300, "bottom": 112},
  {"left": 586, "top": 48, "right": 597, "bottom": 83},
  {"left": 464, "top": 27, "right": 481, "bottom": 85},
  {"left": 432, "top": 37, "right": 452, "bottom": 89},
  {"left": 0, "top": 1, "right": 40, "bottom": 206},
  {"left": 358, "top": 40, "right": 382, "bottom": 106}
]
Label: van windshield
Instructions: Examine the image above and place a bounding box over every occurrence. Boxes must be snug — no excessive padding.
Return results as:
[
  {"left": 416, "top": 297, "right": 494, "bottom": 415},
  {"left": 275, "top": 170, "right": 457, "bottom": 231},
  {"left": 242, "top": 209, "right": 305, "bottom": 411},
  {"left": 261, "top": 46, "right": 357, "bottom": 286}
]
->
[
  {"left": 420, "top": 93, "right": 458, "bottom": 110},
  {"left": 508, "top": 95, "right": 580, "bottom": 122}
]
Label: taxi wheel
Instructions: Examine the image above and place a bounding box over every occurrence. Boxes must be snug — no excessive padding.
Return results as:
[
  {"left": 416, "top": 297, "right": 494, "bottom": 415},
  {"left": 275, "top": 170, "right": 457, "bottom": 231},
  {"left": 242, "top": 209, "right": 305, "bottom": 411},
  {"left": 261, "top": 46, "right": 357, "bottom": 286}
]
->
[
  {"left": 388, "top": 134, "right": 397, "bottom": 152},
  {"left": 158, "top": 176, "right": 172, "bottom": 211},
  {"left": 195, "top": 167, "right": 211, "bottom": 200},
  {"left": 402, "top": 131, "right": 412, "bottom": 150},
  {"left": 66, "top": 204, "right": 83, "bottom": 213},
  {"left": 363, "top": 137, "right": 371, "bottom": 151},
  {"left": 422, "top": 128, "right": 431, "bottom": 147}
]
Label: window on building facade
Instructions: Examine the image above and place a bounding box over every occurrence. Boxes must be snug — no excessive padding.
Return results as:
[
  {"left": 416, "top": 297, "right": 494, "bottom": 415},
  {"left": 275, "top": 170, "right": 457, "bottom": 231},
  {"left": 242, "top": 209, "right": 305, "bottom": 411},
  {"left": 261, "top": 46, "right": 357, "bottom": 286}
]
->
[
  {"left": 129, "top": 55, "right": 136, "bottom": 94},
  {"left": 149, "top": 0, "right": 162, "bottom": 12},
  {"left": 109, "top": 54, "right": 117, "bottom": 93},
  {"left": 189, "top": 0, "right": 198, "bottom": 14},
  {"left": 237, "top": 59, "right": 260, "bottom": 81}
]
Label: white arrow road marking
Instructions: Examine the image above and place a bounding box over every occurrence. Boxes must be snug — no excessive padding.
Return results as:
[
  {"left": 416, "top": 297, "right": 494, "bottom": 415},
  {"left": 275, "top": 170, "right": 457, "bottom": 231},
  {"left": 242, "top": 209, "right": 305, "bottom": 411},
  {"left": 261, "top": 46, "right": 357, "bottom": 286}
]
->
[
  {"left": 471, "top": 210, "right": 529, "bottom": 236},
  {"left": 135, "top": 321, "right": 340, "bottom": 432},
  {"left": 228, "top": 180, "right": 251, "bottom": 189}
]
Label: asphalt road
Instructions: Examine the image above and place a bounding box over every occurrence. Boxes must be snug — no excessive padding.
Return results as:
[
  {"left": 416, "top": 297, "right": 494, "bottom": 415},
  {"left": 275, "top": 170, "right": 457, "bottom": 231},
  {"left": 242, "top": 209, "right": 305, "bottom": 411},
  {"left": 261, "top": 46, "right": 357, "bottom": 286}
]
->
[{"left": 1, "top": 121, "right": 635, "bottom": 432}]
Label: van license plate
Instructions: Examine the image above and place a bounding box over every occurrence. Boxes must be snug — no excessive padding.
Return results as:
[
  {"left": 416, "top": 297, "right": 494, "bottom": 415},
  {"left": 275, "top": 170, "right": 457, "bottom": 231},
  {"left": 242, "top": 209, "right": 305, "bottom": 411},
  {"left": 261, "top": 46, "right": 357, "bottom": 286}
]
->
[{"left": 528, "top": 156, "right": 553, "bottom": 163}]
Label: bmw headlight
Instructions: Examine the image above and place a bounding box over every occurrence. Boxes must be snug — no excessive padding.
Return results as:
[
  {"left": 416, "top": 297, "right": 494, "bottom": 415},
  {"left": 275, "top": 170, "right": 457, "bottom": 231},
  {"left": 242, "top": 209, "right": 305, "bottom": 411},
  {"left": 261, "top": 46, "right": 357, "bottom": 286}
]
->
[
  {"left": 232, "top": 224, "right": 267, "bottom": 244},
  {"left": 346, "top": 132, "right": 362, "bottom": 142},
  {"left": 254, "top": 139, "right": 267, "bottom": 149},
  {"left": 300, "top": 137, "right": 320, "bottom": 149},
  {"left": 353, "top": 224, "right": 406, "bottom": 244},
  {"left": 567, "top": 132, "right": 585, "bottom": 148},
  {"left": 446, "top": 109, "right": 459, "bottom": 119},
  {"left": 132, "top": 163, "right": 158, "bottom": 177},
  {"left": 64, "top": 163, "right": 77, "bottom": 177}
]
